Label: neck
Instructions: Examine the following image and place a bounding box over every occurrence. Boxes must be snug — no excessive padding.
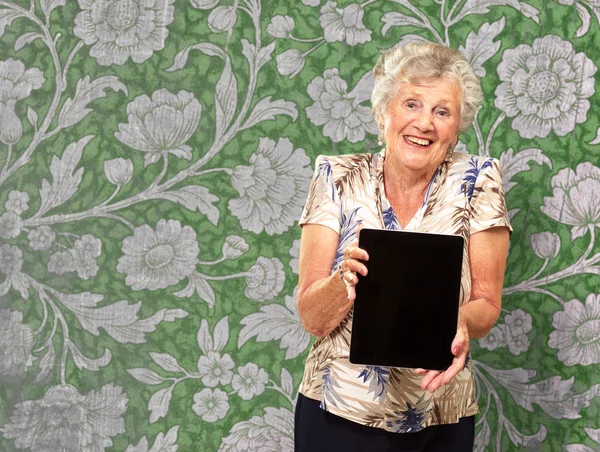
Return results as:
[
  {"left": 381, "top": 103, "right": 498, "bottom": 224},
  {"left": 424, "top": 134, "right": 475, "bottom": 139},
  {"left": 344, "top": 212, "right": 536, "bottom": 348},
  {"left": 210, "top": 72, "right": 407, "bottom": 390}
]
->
[{"left": 382, "top": 156, "right": 436, "bottom": 197}]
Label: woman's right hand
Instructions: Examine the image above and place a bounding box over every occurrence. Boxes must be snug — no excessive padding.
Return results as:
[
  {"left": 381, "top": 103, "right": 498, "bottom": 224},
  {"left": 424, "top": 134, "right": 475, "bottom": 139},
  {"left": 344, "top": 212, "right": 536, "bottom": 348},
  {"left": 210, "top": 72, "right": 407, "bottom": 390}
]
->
[{"left": 340, "top": 241, "right": 369, "bottom": 302}]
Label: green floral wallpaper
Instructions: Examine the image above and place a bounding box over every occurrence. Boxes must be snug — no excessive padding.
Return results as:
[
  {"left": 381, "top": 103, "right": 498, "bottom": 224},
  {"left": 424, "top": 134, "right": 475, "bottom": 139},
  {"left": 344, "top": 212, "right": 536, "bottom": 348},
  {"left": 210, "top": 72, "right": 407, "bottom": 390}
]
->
[{"left": 0, "top": 0, "right": 599, "bottom": 450}]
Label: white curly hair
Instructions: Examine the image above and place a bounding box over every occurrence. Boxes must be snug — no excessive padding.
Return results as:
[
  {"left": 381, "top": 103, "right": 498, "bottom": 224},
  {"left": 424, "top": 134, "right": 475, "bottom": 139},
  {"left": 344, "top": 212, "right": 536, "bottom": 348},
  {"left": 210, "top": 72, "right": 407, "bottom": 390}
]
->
[{"left": 372, "top": 42, "right": 483, "bottom": 133}]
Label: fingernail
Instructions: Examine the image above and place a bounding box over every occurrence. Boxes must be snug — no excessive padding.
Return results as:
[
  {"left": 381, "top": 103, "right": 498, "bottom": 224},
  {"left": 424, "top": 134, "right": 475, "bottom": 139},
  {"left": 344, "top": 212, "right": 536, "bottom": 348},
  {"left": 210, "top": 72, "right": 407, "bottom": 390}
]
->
[{"left": 453, "top": 346, "right": 461, "bottom": 355}]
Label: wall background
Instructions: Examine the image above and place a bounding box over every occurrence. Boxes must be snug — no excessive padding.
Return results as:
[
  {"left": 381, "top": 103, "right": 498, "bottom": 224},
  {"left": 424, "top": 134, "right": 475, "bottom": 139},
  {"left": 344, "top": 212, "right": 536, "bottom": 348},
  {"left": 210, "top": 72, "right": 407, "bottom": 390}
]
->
[{"left": 0, "top": 0, "right": 599, "bottom": 450}]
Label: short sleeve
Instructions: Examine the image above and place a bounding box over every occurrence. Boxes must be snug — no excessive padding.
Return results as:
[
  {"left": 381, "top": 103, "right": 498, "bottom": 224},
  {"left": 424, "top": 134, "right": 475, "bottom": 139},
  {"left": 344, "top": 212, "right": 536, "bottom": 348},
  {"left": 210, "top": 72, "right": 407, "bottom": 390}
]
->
[
  {"left": 298, "top": 155, "right": 341, "bottom": 235},
  {"left": 469, "top": 158, "right": 513, "bottom": 234}
]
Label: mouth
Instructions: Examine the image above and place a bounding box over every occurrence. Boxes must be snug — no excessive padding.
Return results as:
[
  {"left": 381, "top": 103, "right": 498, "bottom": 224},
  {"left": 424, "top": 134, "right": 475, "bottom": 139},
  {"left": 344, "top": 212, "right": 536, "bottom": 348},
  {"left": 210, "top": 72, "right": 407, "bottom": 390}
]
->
[{"left": 404, "top": 135, "right": 432, "bottom": 147}]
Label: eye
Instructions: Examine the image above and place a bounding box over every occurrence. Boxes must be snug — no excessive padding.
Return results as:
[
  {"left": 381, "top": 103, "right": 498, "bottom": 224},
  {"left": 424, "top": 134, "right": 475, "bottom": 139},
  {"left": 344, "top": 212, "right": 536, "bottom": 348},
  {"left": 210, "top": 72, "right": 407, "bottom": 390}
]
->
[
  {"left": 437, "top": 109, "right": 449, "bottom": 117},
  {"left": 406, "top": 101, "right": 417, "bottom": 109}
]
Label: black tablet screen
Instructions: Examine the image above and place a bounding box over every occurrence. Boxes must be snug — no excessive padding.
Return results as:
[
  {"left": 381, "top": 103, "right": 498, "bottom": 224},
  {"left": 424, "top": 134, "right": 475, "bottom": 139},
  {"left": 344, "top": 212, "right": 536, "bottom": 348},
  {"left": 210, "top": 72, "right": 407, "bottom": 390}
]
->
[{"left": 350, "top": 228, "right": 464, "bottom": 370}]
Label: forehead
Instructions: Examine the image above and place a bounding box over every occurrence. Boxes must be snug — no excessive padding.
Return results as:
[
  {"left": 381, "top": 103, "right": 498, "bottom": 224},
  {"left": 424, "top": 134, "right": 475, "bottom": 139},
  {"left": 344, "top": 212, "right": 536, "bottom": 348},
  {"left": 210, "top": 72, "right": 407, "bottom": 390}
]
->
[{"left": 396, "top": 79, "right": 462, "bottom": 105}]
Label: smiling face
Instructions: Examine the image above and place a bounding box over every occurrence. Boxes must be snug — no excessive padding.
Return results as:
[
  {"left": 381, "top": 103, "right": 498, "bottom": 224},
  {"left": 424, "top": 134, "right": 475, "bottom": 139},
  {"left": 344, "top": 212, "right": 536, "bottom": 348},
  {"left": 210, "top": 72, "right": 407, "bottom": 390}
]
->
[{"left": 382, "top": 78, "right": 462, "bottom": 177}]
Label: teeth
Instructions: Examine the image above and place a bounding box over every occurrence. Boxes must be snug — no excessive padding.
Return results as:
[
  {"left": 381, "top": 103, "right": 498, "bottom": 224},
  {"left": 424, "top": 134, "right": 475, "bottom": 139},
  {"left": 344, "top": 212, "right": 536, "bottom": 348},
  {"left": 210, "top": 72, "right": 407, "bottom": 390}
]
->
[{"left": 406, "top": 136, "right": 431, "bottom": 146}]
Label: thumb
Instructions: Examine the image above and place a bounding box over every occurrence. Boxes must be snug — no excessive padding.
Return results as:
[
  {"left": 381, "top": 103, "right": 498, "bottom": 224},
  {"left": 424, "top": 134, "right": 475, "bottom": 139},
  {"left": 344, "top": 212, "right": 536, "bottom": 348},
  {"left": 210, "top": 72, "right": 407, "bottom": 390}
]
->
[{"left": 451, "top": 330, "right": 466, "bottom": 356}]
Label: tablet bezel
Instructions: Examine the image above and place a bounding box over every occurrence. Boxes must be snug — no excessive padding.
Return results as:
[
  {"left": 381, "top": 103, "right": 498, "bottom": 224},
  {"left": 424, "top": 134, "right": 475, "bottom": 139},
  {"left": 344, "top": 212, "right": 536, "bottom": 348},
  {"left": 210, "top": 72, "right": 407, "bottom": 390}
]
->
[{"left": 349, "top": 228, "right": 464, "bottom": 370}]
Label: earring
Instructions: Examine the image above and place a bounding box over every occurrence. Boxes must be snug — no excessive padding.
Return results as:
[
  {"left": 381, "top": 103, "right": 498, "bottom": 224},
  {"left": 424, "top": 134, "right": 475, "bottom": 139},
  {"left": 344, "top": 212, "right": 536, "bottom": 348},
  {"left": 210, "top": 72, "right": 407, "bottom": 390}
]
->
[{"left": 378, "top": 140, "right": 383, "bottom": 146}]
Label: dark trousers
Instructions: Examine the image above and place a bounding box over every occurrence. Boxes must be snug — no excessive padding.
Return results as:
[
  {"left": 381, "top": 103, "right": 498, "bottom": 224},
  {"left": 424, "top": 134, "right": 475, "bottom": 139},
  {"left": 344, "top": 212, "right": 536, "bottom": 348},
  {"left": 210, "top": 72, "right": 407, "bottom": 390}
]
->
[{"left": 294, "top": 393, "right": 475, "bottom": 452}]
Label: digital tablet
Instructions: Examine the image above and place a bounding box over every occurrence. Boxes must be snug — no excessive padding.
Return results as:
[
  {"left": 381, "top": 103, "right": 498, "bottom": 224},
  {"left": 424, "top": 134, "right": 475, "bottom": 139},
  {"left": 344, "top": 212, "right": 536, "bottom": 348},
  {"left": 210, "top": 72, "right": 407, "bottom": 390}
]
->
[{"left": 349, "top": 228, "right": 464, "bottom": 370}]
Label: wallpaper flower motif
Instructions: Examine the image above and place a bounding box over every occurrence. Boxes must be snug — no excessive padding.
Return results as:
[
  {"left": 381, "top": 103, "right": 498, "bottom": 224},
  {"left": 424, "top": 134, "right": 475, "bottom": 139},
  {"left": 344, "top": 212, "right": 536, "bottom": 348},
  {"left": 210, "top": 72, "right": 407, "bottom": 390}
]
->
[
  {"left": 4, "top": 190, "right": 29, "bottom": 214},
  {"left": 244, "top": 257, "right": 285, "bottom": 302},
  {"left": 495, "top": 35, "right": 597, "bottom": 139},
  {"left": 319, "top": 2, "right": 372, "bottom": 46},
  {"left": 276, "top": 49, "right": 305, "bottom": 78},
  {"left": 505, "top": 309, "right": 533, "bottom": 336},
  {"left": 549, "top": 294, "right": 600, "bottom": 366},
  {"left": 267, "top": 15, "right": 295, "bottom": 39},
  {"left": 0, "top": 309, "right": 34, "bottom": 378},
  {"left": 115, "top": 89, "right": 202, "bottom": 166},
  {"left": 117, "top": 219, "right": 200, "bottom": 290},
  {"left": 0, "top": 211, "right": 22, "bottom": 239},
  {"left": 479, "top": 323, "right": 510, "bottom": 350},
  {"left": 0, "top": 245, "right": 29, "bottom": 298},
  {"left": 73, "top": 0, "right": 176, "bottom": 66},
  {"left": 540, "top": 162, "right": 600, "bottom": 240},
  {"left": 198, "top": 351, "right": 235, "bottom": 387},
  {"left": 306, "top": 68, "right": 378, "bottom": 143},
  {"left": 27, "top": 225, "right": 56, "bottom": 251},
  {"left": 193, "top": 388, "right": 230, "bottom": 422},
  {"left": 0, "top": 59, "right": 44, "bottom": 145},
  {"left": 2, "top": 384, "right": 128, "bottom": 450},
  {"left": 232, "top": 363, "right": 269, "bottom": 400},
  {"left": 288, "top": 239, "right": 300, "bottom": 274},
  {"left": 218, "top": 407, "right": 294, "bottom": 451},
  {"left": 104, "top": 158, "right": 134, "bottom": 185},
  {"left": 228, "top": 137, "right": 312, "bottom": 235},
  {"left": 207, "top": 6, "right": 238, "bottom": 33},
  {"left": 0, "top": 0, "right": 599, "bottom": 450},
  {"left": 531, "top": 231, "right": 561, "bottom": 259},
  {"left": 48, "top": 249, "right": 76, "bottom": 275}
]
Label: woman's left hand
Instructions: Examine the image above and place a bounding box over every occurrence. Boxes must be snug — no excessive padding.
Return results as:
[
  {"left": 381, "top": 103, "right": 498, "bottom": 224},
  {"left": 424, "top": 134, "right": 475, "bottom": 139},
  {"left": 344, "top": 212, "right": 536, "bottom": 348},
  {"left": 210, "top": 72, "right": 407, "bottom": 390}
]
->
[{"left": 416, "top": 312, "right": 469, "bottom": 393}]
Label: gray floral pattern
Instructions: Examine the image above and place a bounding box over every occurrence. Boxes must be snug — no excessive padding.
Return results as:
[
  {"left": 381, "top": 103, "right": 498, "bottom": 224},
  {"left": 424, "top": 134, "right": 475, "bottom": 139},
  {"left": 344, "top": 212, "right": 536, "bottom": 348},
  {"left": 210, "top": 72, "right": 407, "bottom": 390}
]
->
[
  {"left": 0, "top": 0, "right": 598, "bottom": 449},
  {"left": 198, "top": 351, "right": 235, "bottom": 387},
  {"left": 0, "top": 211, "right": 22, "bottom": 239},
  {"left": 27, "top": 226, "right": 56, "bottom": 251},
  {"left": 0, "top": 245, "right": 29, "bottom": 299},
  {"left": 115, "top": 89, "right": 202, "bottom": 166},
  {"left": 549, "top": 294, "right": 600, "bottom": 366},
  {"left": 232, "top": 363, "right": 269, "bottom": 400},
  {"left": 244, "top": 257, "right": 285, "bottom": 302},
  {"left": 193, "top": 388, "right": 230, "bottom": 422},
  {"left": 319, "top": 2, "right": 371, "bottom": 46},
  {"left": 0, "top": 59, "right": 44, "bottom": 145},
  {"left": 104, "top": 157, "right": 134, "bottom": 185},
  {"left": 306, "top": 68, "right": 378, "bottom": 143},
  {"left": 73, "top": 0, "right": 176, "bottom": 66},
  {"left": 117, "top": 219, "right": 199, "bottom": 291},
  {"left": 531, "top": 231, "right": 561, "bottom": 259},
  {"left": 228, "top": 137, "right": 312, "bottom": 235},
  {"left": 540, "top": 162, "right": 600, "bottom": 240},
  {"left": 495, "top": 35, "right": 597, "bottom": 139},
  {"left": 0, "top": 309, "right": 34, "bottom": 378},
  {"left": 4, "top": 190, "right": 29, "bottom": 214},
  {"left": 2, "top": 384, "right": 128, "bottom": 450}
]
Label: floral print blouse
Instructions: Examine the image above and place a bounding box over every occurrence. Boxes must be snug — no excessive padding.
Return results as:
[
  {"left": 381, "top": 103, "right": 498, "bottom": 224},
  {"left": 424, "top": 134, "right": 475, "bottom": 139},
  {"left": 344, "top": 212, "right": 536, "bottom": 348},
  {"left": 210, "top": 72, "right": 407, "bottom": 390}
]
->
[{"left": 298, "top": 149, "right": 512, "bottom": 433}]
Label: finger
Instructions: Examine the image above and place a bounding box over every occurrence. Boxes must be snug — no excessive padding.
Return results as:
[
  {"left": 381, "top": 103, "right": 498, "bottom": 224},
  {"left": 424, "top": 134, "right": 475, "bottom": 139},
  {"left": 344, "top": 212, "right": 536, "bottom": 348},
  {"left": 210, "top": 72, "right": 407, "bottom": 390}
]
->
[
  {"left": 419, "top": 370, "right": 441, "bottom": 390},
  {"left": 345, "top": 260, "right": 368, "bottom": 276},
  {"left": 347, "top": 284, "right": 356, "bottom": 302},
  {"left": 441, "top": 353, "right": 467, "bottom": 386},
  {"left": 451, "top": 328, "right": 468, "bottom": 356},
  {"left": 415, "top": 368, "right": 427, "bottom": 375},
  {"left": 427, "top": 373, "right": 446, "bottom": 393},
  {"left": 345, "top": 241, "right": 370, "bottom": 261}
]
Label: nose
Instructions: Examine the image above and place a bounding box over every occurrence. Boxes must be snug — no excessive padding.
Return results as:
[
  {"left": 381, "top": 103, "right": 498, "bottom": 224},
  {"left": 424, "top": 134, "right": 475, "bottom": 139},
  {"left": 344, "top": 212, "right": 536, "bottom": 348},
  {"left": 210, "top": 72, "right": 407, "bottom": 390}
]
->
[{"left": 415, "top": 110, "right": 434, "bottom": 132}]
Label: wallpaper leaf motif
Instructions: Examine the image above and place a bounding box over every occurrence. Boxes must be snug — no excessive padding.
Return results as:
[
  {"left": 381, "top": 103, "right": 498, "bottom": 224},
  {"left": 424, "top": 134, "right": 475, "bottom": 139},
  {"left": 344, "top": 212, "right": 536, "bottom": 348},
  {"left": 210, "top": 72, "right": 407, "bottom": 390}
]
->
[
  {"left": 458, "top": 18, "right": 505, "bottom": 78},
  {"left": 37, "top": 135, "right": 91, "bottom": 216},
  {"left": 58, "top": 76, "right": 128, "bottom": 129},
  {"left": 0, "top": 0, "right": 599, "bottom": 450}
]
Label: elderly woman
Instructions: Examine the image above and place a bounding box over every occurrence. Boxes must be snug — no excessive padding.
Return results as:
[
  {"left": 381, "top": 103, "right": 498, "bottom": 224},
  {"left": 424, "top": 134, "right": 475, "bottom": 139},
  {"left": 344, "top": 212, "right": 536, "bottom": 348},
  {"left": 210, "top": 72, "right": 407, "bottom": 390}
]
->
[{"left": 294, "top": 42, "right": 511, "bottom": 451}]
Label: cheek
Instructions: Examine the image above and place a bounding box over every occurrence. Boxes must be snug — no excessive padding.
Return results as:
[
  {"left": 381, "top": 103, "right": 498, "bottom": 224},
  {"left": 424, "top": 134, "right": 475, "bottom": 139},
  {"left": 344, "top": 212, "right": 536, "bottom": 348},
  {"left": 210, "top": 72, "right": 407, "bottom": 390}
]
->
[{"left": 384, "top": 112, "right": 406, "bottom": 135}]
